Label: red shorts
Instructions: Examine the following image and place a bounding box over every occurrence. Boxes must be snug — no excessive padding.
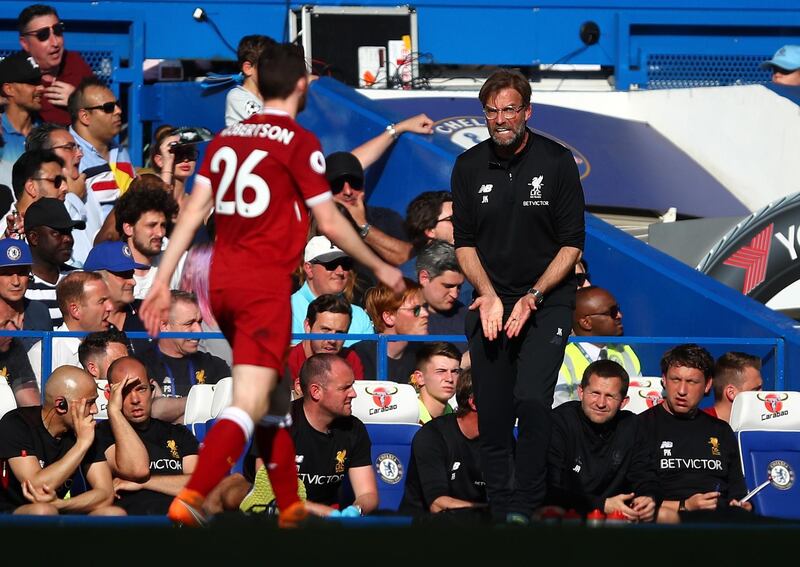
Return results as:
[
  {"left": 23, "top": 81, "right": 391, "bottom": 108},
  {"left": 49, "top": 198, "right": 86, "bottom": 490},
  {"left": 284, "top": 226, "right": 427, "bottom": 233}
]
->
[{"left": 209, "top": 283, "right": 291, "bottom": 371}]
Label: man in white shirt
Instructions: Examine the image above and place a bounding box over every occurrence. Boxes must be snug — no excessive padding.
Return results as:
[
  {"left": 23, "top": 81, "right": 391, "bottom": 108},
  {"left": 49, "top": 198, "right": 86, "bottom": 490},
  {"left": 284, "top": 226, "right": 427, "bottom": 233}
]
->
[{"left": 28, "top": 270, "right": 112, "bottom": 386}]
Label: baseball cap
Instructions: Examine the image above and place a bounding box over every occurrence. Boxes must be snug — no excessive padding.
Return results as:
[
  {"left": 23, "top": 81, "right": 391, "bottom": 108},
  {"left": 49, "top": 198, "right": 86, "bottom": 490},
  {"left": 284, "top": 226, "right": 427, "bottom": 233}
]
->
[
  {"left": 761, "top": 45, "right": 800, "bottom": 71},
  {"left": 0, "top": 238, "right": 32, "bottom": 268},
  {"left": 23, "top": 198, "right": 87, "bottom": 233},
  {"left": 304, "top": 236, "right": 348, "bottom": 264},
  {"left": 0, "top": 51, "right": 41, "bottom": 86},
  {"left": 325, "top": 152, "right": 364, "bottom": 190},
  {"left": 84, "top": 241, "right": 147, "bottom": 272}
]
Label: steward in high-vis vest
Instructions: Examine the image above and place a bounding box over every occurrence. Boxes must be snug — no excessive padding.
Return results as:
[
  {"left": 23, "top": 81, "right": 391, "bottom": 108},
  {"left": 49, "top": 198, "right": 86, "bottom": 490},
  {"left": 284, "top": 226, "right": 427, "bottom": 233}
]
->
[{"left": 552, "top": 286, "right": 640, "bottom": 407}]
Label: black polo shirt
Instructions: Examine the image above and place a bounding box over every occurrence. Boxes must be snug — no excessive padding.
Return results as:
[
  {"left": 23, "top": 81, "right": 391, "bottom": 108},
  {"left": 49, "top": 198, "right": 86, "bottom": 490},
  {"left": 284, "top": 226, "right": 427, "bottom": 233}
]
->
[{"left": 451, "top": 129, "right": 585, "bottom": 306}]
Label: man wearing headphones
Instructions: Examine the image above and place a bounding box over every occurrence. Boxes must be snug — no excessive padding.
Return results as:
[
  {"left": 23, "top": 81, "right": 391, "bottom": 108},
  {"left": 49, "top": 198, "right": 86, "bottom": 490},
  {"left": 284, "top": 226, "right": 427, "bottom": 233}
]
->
[{"left": 0, "top": 365, "right": 124, "bottom": 515}]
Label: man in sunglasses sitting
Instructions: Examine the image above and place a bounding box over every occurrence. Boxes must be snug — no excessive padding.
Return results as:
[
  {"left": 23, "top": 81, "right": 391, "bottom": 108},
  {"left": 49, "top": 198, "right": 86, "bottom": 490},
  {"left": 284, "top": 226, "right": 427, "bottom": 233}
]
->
[
  {"left": 291, "top": 236, "right": 374, "bottom": 348},
  {"left": 17, "top": 4, "right": 95, "bottom": 127},
  {"left": 761, "top": 44, "right": 800, "bottom": 87},
  {"left": 1, "top": 149, "right": 66, "bottom": 238},
  {"left": 68, "top": 77, "right": 134, "bottom": 219},
  {"left": 552, "top": 285, "right": 641, "bottom": 408}
]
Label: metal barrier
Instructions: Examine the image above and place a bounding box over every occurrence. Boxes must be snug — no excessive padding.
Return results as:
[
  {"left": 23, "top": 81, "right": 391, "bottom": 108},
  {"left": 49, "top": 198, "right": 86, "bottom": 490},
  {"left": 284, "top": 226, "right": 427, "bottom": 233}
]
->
[{"left": 2, "top": 330, "right": 786, "bottom": 398}]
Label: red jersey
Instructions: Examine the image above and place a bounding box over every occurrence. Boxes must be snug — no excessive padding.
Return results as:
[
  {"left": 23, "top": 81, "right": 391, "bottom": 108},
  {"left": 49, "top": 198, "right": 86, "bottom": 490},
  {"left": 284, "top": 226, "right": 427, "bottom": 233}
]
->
[{"left": 196, "top": 108, "right": 331, "bottom": 284}]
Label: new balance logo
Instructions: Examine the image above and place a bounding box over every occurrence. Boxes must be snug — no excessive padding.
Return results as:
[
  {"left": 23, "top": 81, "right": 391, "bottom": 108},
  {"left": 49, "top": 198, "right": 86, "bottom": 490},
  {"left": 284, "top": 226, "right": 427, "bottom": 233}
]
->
[{"left": 478, "top": 184, "right": 493, "bottom": 194}]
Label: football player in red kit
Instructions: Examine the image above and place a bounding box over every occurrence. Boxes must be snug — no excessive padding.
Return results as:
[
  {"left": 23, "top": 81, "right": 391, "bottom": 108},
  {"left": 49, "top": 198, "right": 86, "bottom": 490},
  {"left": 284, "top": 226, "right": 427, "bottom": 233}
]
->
[{"left": 141, "top": 43, "right": 403, "bottom": 527}]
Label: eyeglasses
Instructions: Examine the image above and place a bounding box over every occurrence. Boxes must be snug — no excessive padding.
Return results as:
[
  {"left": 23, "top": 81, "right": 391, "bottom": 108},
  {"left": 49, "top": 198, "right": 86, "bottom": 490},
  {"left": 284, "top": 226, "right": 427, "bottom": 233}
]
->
[
  {"left": 21, "top": 21, "right": 65, "bottom": 42},
  {"left": 576, "top": 273, "right": 591, "bottom": 286},
  {"left": 32, "top": 174, "right": 66, "bottom": 187},
  {"left": 588, "top": 304, "right": 621, "bottom": 319},
  {"left": 50, "top": 142, "right": 80, "bottom": 153},
  {"left": 172, "top": 146, "right": 199, "bottom": 162},
  {"left": 331, "top": 176, "right": 363, "bottom": 195},
  {"left": 483, "top": 105, "right": 527, "bottom": 120},
  {"left": 83, "top": 101, "right": 120, "bottom": 114},
  {"left": 398, "top": 303, "right": 429, "bottom": 317},
  {"left": 435, "top": 215, "right": 453, "bottom": 224},
  {"left": 312, "top": 258, "right": 353, "bottom": 271}
]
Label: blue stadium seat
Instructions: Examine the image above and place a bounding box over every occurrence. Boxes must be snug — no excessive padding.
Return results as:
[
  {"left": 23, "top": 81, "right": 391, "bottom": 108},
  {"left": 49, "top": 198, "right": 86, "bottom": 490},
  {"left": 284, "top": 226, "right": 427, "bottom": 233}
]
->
[
  {"left": 738, "top": 430, "right": 800, "bottom": 519},
  {"left": 366, "top": 422, "right": 420, "bottom": 512}
]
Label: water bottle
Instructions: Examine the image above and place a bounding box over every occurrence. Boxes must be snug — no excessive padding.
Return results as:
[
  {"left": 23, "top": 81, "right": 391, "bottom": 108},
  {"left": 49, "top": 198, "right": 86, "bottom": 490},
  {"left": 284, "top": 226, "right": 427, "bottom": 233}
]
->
[{"left": 163, "top": 376, "right": 173, "bottom": 396}]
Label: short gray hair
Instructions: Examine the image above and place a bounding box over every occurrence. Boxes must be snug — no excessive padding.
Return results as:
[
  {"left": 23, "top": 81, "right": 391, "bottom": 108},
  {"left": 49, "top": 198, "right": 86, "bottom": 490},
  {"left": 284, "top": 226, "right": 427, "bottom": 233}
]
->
[{"left": 416, "top": 240, "right": 461, "bottom": 279}]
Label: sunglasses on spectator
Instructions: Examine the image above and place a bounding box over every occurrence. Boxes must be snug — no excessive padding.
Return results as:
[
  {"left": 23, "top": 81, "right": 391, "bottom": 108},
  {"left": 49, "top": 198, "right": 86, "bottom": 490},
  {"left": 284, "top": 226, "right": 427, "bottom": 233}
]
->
[
  {"left": 311, "top": 258, "right": 354, "bottom": 271},
  {"left": 576, "top": 272, "right": 590, "bottom": 286},
  {"left": 50, "top": 142, "right": 80, "bottom": 153},
  {"left": 83, "top": 101, "right": 121, "bottom": 114},
  {"left": 331, "top": 176, "right": 363, "bottom": 195},
  {"left": 32, "top": 174, "right": 66, "bottom": 187},
  {"left": 589, "top": 304, "right": 621, "bottom": 319},
  {"left": 398, "top": 303, "right": 429, "bottom": 317},
  {"left": 772, "top": 67, "right": 794, "bottom": 75},
  {"left": 21, "top": 21, "right": 65, "bottom": 41}
]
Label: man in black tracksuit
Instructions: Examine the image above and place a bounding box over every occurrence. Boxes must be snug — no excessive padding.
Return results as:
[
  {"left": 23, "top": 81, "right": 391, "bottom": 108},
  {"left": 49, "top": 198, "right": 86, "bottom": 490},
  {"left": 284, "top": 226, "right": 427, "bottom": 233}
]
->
[
  {"left": 452, "top": 69, "right": 585, "bottom": 522},
  {"left": 637, "top": 344, "right": 751, "bottom": 522},
  {"left": 546, "top": 360, "right": 658, "bottom": 520}
]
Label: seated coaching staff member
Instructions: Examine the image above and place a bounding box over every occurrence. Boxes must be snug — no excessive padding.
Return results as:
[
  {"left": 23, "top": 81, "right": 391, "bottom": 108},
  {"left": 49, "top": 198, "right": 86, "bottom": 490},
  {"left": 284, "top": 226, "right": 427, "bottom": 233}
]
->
[
  {"left": 0, "top": 366, "right": 122, "bottom": 515},
  {"left": 546, "top": 360, "right": 657, "bottom": 521},
  {"left": 638, "top": 344, "right": 751, "bottom": 521},
  {"left": 291, "top": 353, "right": 377, "bottom": 517},
  {"left": 401, "top": 368, "right": 487, "bottom": 515}
]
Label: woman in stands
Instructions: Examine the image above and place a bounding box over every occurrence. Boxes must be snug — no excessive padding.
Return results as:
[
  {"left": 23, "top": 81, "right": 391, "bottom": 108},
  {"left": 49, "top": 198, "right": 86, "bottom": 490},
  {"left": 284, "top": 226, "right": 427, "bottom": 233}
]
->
[{"left": 151, "top": 124, "right": 197, "bottom": 210}]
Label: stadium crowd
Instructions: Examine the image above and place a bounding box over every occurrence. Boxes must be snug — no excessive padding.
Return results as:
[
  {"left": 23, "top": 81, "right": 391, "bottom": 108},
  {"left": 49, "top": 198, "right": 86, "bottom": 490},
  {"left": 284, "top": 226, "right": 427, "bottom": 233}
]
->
[{"left": 0, "top": 4, "right": 774, "bottom": 525}]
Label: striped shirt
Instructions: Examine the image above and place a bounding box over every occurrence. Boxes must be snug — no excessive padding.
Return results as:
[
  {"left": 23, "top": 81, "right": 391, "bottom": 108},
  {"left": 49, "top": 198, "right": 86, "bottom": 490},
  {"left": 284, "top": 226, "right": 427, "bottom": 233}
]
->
[{"left": 25, "top": 270, "right": 73, "bottom": 329}]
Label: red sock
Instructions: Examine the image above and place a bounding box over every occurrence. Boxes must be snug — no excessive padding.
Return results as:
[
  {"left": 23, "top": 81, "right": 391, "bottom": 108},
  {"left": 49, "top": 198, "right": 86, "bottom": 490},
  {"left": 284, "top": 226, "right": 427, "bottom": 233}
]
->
[
  {"left": 255, "top": 425, "right": 300, "bottom": 511},
  {"left": 185, "top": 419, "right": 248, "bottom": 497}
]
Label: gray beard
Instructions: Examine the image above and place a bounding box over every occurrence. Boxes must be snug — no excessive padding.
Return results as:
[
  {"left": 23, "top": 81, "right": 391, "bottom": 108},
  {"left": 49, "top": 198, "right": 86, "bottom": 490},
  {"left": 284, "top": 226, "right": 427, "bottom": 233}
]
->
[{"left": 490, "top": 126, "right": 526, "bottom": 149}]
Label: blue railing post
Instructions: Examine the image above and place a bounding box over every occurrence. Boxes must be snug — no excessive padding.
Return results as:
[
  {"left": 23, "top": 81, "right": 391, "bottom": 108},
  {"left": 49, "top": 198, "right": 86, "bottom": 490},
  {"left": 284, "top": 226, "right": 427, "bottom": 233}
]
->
[
  {"left": 377, "top": 335, "right": 389, "bottom": 381},
  {"left": 776, "top": 337, "right": 786, "bottom": 391}
]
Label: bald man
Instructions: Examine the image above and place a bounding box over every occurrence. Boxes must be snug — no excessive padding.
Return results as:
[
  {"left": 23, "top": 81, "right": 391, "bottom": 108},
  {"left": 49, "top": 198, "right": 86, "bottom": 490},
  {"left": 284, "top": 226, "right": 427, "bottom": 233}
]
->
[
  {"left": 0, "top": 365, "right": 124, "bottom": 515},
  {"left": 95, "top": 357, "right": 199, "bottom": 515},
  {"left": 552, "top": 286, "right": 641, "bottom": 407}
]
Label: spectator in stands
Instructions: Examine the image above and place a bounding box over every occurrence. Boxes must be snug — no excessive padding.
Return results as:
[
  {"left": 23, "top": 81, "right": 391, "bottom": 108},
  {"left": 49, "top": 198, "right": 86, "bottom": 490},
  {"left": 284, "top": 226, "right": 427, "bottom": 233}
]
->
[
  {"left": 761, "top": 45, "right": 800, "bottom": 86},
  {"left": 83, "top": 241, "right": 148, "bottom": 350},
  {"left": 401, "top": 190, "right": 454, "bottom": 275},
  {"left": 138, "top": 291, "right": 230, "bottom": 397},
  {"left": 225, "top": 35, "right": 276, "bottom": 126},
  {"left": 150, "top": 124, "right": 198, "bottom": 210},
  {"left": 28, "top": 270, "right": 112, "bottom": 381},
  {"left": 287, "top": 294, "right": 364, "bottom": 396},
  {"left": 114, "top": 178, "right": 180, "bottom": 299},
  {"left": 24, "top": 197, "right": 83, "bottom": 327},
  {"left": 77, "top": 328, "right": 130, "bottom": 382},
  {"left": 637, "top": 344, "right": 751, "bottom": 522},
  {"left": 178, "top": 243, "right": 231, "bottom": 365},
  {"left": 411, "top": 342, "right": 461, "bottom": 424},
  {"left": 706, "top": 352, "right": 763, "bottom": 422},
  {"left": 291, "top": 235, "right": 374, "bottom": 346},
  {"left": 26, "top": 122, "right": 97, "bottom": 266},
  {"left": 400, "top": 367, "right": 487, "bottom": 515},
  {"left": 2, "top": 150, "right": 67, "bottom": 238},
  {"left": 69, "top": 77, "right": 133, "bottom": 217},
  {"left": 0, "top": 238, "right": 52, "bottom": 347},
  {"left": 0, "top": 365, "right": 123, "bottom": 516},
  {"left": 241, "top": 354, "right": 377, "bottom": 517},
  {"left": 546, "top": 360, "right": 657, "bottom": 521},
  {"left": 553, "top": 286, "right": 641, "bottom": 407},
  {"left": 96, "top": 356, "right": 199, "bottom": 514},
  {"left": 17, "top": 4, "right": 95, "bottom": 126},
  {"left": 0, "top": 298, "right": 39, "bottom": 407},
  {"left": 416, "top": 240, "right": 467, "bottom": 337},
  {"left": 324, "top": 112, "right": 437, "bottom": 267},
  {"left": 0, "top": 52, "right": 43, "bottom": 191},
  {"left": 352, "top": 278, "right": 428, "bottom": 383}
]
